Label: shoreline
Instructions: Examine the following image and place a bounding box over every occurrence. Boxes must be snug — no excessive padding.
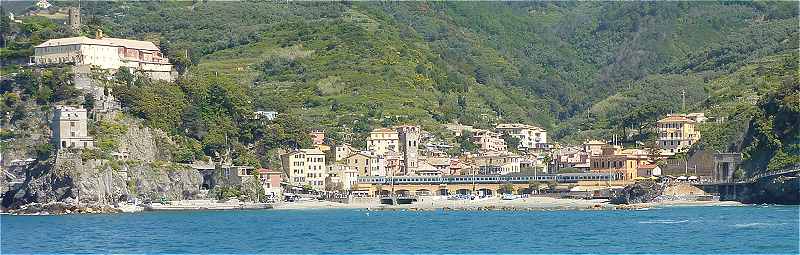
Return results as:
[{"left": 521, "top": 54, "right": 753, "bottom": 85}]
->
[
  {"left": 3, "top": 197, "right": 747, "bottom": 215},
  {"left": 271, "top": 196, "right": 744, "bottom": 212}
]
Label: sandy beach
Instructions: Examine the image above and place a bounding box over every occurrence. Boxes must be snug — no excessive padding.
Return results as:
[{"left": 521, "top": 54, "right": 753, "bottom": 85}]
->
[{"left": 271, "top": 196, "right": 743, "bottom": 211}]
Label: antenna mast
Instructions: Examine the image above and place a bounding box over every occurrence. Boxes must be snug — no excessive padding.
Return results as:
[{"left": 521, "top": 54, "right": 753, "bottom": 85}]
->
[{"left": 681, "top": 89, "right": 686, "bottom": 113}]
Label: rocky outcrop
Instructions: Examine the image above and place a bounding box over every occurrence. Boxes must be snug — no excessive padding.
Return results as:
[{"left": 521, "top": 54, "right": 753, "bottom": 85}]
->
[
  {"left": 730, "top": 175, "right": 800, "bottom": 204},
  {"left": 9, "top": 201, "right": 122, "bottom": 215},
  {"left": 610, "top": 181, "right": 665, "bottom": 204},
  {"left": 114, "top": 118, "right": 175, "bottom": 162},
  {"left": 2, "top": 153, "right": 202, "bottom": 210},
  {"left": 2, "top": 114, "right": 202, "bottom": 212}
]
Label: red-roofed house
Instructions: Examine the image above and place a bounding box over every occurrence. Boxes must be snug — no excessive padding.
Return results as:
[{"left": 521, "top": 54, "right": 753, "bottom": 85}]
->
[{"left": 636, "top": 164, "right": 662, "bottom": 177}]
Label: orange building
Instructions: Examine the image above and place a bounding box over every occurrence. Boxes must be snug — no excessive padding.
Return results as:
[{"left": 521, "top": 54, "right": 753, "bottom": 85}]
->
[{"left": 589, "top": 145, "right": 651, "bottom": 181}]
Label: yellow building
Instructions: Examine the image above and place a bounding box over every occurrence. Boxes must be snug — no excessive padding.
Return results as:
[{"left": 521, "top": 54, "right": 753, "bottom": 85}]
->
[
  {"left": 589, "top": 145, "right": 650, "bottom": 181},
  {"left": 474, "top": 152, "right": 521, "bottom": 175},
  {"left": 344, "top": 152, "right": 383, "bottom": 177},
  {"left": 657, "top": 114, "right": 702, "bottom": 155},
  {"left": 280, "top": 149, "right": 326, "bottom": 190},
  {"left": 582, "top": 140, "right": 606, "bottom": 156},
  {"left": 366, "top": 128, "right": 399, "bottom": 155}
]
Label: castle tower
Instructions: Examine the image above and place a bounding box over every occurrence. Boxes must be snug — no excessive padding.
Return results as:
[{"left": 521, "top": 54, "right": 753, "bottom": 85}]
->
[
  {"left": 53, "top": 105, "right": 94, "bottom": 150},
  {"left": 67, "top": 6, "right": 81, "bottom": 34}
]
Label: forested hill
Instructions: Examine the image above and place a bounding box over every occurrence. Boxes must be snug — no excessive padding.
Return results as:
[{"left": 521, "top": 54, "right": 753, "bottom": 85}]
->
[
  {"left": 68, "top": 1, "right": 793, "bottom": 133},
  {"left": 2, "top": 1, "right": 797, "bottom": 167}
]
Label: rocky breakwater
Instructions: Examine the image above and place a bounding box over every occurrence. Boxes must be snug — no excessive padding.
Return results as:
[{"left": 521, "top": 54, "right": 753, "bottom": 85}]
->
[
  {"left": 9, "top": 200, "right": 122, "bottom": 215},
  {"left": 1, "top": 118, "right": 203, "bottom": 214}
]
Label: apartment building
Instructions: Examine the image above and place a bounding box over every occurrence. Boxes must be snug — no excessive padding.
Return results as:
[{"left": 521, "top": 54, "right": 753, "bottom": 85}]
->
[
  {"left": 471, "top": 129, "right": 507, "bottom": 152},
  {"left": 281, "top": 149, "right": 326, "bottom": 190},
  {"left": 495, "top": 123, "right": 548, "bottom": 150},
  {"left": 657, "top": 114, "right": 702, "bottom": 155}
]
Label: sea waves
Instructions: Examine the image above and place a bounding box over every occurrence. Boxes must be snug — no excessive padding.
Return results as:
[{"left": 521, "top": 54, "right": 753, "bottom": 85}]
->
[{"left": 638, "top": 219, "right": 690, "bottom": 224}]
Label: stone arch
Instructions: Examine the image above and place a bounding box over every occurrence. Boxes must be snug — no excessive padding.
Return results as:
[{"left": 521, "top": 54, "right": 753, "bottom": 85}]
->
[
  {"left": 415, "top": 189, "right": 432, "bottom": 196},
  {"left": 477, "top": 188, "right": 493, "bottom": 196},
  {"left": 395, "top": 189, "right": 410, "bottom": 196}
]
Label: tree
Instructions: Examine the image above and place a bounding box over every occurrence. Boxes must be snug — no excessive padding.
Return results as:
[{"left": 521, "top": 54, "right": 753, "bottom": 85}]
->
[
  {"left": 501, "top": 133, "right": 520, "bottom": 152},
  {"left": 541, "top": 154, "right": 553, "bottom": 173},
  {"left": 527, "top": 179, "right": 541, "bottom": 194},
  {"left": 83, "top": 93, "right": 95, "bottom": 111},
  {"left": 456, "top": 130, "right": 479, "bottom": 153},
  {"left": 325, "top": 181, "right": 344, "bottom": 193},
  {"left": 499, "top": 182, "right": 515, "bottom": 194},
  {"left": 546, "top": 180, "right": 558, "bottom": 192},
  {"left": 644, "top": 139, "right": 663, "bottom": 165},
  {"left": 557, "top": 167, "right": 581, "bottom": 174}
]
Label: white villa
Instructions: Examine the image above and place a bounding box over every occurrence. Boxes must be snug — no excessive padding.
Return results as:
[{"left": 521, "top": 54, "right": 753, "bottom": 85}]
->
[{"left": 495, "top": 123, "right": 548, "bottom": 150}]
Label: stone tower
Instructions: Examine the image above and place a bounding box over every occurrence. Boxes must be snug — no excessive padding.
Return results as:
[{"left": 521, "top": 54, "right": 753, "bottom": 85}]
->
[
  {"left": 67, "top": 6, "right": 81, "bottom": 34},
  {"left": 52, "top": 105, "right": 94, "bottom": 150},
  {"left": 396, "top": 125, "right": 420, "bottom": 175}
]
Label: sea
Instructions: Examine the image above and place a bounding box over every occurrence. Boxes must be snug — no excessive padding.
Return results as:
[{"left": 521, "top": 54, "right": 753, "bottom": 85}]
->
[{"left": 1, "top": 205, "right": 798, "bottom": 253}]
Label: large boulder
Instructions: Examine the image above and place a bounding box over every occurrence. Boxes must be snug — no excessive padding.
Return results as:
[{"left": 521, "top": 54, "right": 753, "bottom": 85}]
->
[{"left": 610, "top": 181, "right": 665, "bottom": 204}]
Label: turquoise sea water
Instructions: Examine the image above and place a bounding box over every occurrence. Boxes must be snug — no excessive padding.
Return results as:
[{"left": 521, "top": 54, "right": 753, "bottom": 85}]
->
[{"left": 1, "top": 205, "right": 798, "bottom": 253}]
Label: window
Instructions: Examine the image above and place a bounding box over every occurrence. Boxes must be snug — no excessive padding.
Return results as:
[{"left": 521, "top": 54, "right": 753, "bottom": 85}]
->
[{"left": 70, "top": 122, "right": 76, "bottom": 127}]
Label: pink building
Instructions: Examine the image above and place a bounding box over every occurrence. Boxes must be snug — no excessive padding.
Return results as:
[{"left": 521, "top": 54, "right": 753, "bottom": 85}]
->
[
  {"left": 310, "top": 130, "right": 325, "bottom": 145},
  {"left": 258, "top": 168, "right": 283, "bottom": 197}
]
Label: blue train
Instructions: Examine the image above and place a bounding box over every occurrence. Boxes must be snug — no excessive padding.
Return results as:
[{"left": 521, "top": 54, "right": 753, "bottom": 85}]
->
[{"left": 357, "top": 172, "right": 617, "bottom": 185}]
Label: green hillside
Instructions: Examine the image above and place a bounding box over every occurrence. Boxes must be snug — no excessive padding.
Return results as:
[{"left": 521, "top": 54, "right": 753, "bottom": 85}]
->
[{"left": 3, "top": 1, "right": 797, "bottom": 169}]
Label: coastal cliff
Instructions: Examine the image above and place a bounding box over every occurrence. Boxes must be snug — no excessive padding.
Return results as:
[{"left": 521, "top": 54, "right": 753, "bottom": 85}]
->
[
  {"left": 1, "top": 107, "right": 203, "bottom": 212},
  {"left": 2, "top": 155, "right": 202, "bottom": 210},
  {"left": 721, "top": 175, "right": 800, "bottom": 204}
]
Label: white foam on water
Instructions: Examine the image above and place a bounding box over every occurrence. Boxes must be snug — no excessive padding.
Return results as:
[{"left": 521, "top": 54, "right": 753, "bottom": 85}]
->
[
  {"left": 732, "top": 222, "right": 785, "bottom": 228},
  {"left": 638, "top": 219, "right": 690, "bottom": 224}
]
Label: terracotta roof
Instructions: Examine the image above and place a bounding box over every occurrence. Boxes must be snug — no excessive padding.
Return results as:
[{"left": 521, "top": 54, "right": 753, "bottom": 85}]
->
[
  {"left": 345, "top": 152, "right": 376, "bottom": 159},
  {"left": 657, "top": 115, "right": 694, "bottom": 123},
  {"left": 425, "top": 157, "right": 451, "bottom": 166},
  {"left": 371, "top": 128, "right": 396, "bottom": 133},
  {"left": 496, "top": 123, "right": 545, "bottom": 131},
  {"left": 638, "top": 164, "right": 658, "bottom": 169},
  {"left": 299, "top": 148, "right": 324, "bottom": 155},
  {"left": 257, "top": 168, "right": 281, "bottom": 174},
  {"left": 36, "top": 36, "right": 160, "bottom": 51}
]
